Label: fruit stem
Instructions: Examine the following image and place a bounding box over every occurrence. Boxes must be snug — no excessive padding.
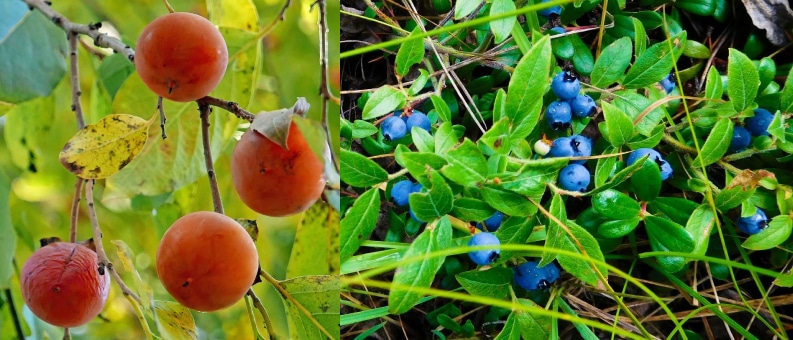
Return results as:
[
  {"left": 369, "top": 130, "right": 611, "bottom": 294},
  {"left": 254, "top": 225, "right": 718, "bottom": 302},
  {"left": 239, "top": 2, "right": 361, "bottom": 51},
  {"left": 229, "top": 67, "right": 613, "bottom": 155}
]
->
[
  {"left": 69, "top": 179, "right": 83, "bottom": 243},
  {"left": 247, "top": 289, "right": 275, "bottom": 339},
  {"left": 196, "top": 96, "right": 256, "bottom": 122},
  {"left": 161, "top": 0, "right": 175, "bottom": 13},
  {"left": 157, "top": 96, "right": 167, "bottom": 140},
  {"left": 199, "top": 104, "right": 225, "bottom": 215}
]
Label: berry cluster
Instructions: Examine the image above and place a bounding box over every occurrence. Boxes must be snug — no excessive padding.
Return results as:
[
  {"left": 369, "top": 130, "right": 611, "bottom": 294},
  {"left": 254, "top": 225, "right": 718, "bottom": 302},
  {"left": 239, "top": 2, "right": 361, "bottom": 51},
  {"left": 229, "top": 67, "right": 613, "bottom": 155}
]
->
[
  {"left": 381, "top": 110, "right": 431, "bottom": 141},
  {"left": 626, "top": 148, "right": 673, "bottom": 181},
  {"left": 728, "top": 108, "right": 774, "bottom": 153},
  {"left": 547, "top": 71, "right": 597, "bottom": 130},
  {"left": 390, "top": 179, "right": 425, "bottom": 221},
  {"left": 467, "top": 232, "right": 562, "bottom": 291}
]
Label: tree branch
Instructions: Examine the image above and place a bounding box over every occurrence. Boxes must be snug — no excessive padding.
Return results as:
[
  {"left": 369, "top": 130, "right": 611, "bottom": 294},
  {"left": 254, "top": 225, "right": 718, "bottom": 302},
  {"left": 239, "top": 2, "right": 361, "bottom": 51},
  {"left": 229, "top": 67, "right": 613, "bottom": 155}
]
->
[
  {"left": 198, "top": 103, "right": 224, "bottom": 214},
  {"left": 316, "top": 0, "right": 339, "bottom": 174},
  {"left": 197, "top": 96, "right": 257, "bottom": 122},
  {"left": 247, "top": 289, "right": 277, "bottom": 340}
]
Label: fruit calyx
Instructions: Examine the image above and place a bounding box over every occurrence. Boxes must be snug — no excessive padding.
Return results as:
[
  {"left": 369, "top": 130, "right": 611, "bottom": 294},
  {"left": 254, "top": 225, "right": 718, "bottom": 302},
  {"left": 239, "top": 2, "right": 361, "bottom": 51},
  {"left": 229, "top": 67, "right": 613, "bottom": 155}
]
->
[{"left": 249, "top": 97, "right": 310, "bottom": 149}]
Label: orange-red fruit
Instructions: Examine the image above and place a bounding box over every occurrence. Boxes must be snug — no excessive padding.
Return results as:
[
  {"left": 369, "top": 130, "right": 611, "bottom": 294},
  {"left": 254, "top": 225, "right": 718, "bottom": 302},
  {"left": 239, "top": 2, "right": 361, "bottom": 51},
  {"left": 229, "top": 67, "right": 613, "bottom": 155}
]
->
[
  {"left": 135, "top": 12, "right": 228, "bottom": 102},
  {"left": 21, "top": 242, "right": 110, "bottom": 328},
  {"left": 231, "top": 122, "right": 325, "bottom": 216},
  {"left": 156, "top": 211, "right": 258, "bottom": 312}
]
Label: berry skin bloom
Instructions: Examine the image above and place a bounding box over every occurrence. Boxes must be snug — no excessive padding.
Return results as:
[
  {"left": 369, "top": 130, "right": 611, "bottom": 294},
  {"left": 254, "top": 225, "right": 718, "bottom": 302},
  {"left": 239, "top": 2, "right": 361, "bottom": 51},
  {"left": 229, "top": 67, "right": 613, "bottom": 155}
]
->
[
  {"left": 626, "top": 148, "right": 673, "bottom": 181},
  {"left": 514, "top": 261, "right": 561, "bottom": 291},
  {"left": 381, "top": 116, "right": 407, "bottom": 141},
  {"left": 746, "top": 108, "right": 773, "bottom": 136},
  {"left": 737, "top": 208, "right": 769, "bottom": 235},
  {"left": 546, "top": 100, "right": 572, "bottom": 131},
  {"left": 551, "top": 71, "right": 580, "bottom": 100},
  {"left": 477, "top": 211, "right": 504, "bottom": 232},
  {"left": 468, "top": 232, "right": 501, "bottom": 265},
  {"left": 571, "top": 94, "right": 597, "bottom": 118},
  {"left": 390, "top": 180, "right": 414, "bottom": 207},
  {"left": 558, "top": 163, "right": 590, "bottom": 192},
  {"left": 405, "top": 111, "right": 431, "bottom": 132}
]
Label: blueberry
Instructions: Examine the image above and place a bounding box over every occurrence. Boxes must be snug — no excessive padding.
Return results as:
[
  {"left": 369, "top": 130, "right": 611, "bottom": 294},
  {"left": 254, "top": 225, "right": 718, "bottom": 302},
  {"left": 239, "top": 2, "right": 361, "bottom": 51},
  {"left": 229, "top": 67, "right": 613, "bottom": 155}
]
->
[
  {"left": 390, "top": 180, "right": 413, "bottom": 207},
  {"left": 477, "top": 211, "right": 504, "bottom": 232},
  {"left": 728, "top": 126, "right": 752, "bottom": 153},
  {"left": 546, "top": 100, "right": 572, "bottom": 130},
  {"left": 537, "top": 0, "right": 562, "bottom": 18},
  {"left": 468, "top": 232, "right": 501, "bottom": 265},
  {"left": 746, "top": 108, "right": 774, "bottom": 136},
  {"left": 412, "top": 183, "right": 423, "bottom": 193},
  {"left": 551, "top": 71, "right": 580, "bottom": 100},
  {"left": 737, "top": 208, "right": 769, "bottom": 235},
  {"left": 514, "top": 261, "right": 561, "bottom": 291},
  {"left": 558, "top": 163, "right": 590, "bottom": 192},
  {"left": 382, "top": 116, "right": 407, "bottom": 141},
  {"left": 626, "top": 148, "right": 673, "bottom": 181},
  {"left": 659, "top": 73, "right": 676, "bottom": 94},
  {"left": 406, "top": 111, "right": 431, "bottom": 133},
  {"left": 548, "top": 136, "right": 574, "bottom": 158},
  {"left": 549, "top": 26, "right": 565, "bottom": 35},
  {"left": 571, "top": 94, "right": 597, "bottom": 118},
  {"left": 548, "top": 134, "right": 590, "bottom": 164}
]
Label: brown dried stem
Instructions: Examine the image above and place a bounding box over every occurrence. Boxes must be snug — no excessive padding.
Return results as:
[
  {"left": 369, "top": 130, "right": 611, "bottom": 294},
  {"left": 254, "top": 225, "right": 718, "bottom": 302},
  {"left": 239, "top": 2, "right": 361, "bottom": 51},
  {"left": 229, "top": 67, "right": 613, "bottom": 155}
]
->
[
  {"left": 198, "top": 103, "right": 224, "bottom": 214},
  {"left": 197, "top": 96, "right": 256, "bottom": 122},
  {"left": 316, "top": 0, "right": 339, "bottom": 174}
]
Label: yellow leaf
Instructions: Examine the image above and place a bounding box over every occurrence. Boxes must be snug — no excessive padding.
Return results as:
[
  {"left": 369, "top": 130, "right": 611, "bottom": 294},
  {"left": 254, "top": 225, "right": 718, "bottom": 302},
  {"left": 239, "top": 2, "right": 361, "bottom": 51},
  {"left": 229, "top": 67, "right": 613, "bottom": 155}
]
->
[
  {"left": 59, "top": 114, "right": 151, "bottom": 179},
  {"left": 154, "top": 300, "right": 197, "bottom": 340},
  {"left": 207, "top": 0, "right": 259, "bottom": 32}
]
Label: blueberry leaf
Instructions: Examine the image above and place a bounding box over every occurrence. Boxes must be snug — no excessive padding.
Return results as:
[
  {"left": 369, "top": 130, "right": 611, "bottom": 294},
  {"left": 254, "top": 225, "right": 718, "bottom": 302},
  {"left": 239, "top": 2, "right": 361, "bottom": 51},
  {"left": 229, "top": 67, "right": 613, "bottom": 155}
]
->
[
  {"left": 492, "top": 88, "right": 507, "bottom": 123},
  {"left": 594, "top": 147, "right": 618, "bottom": 187},
  {"left": 630, "top": 159, "right": 662, "bottom": 202},
  {"left": 649, "top": 197, "right": 700, "bottom": 226},
  {"left": 506, "top": 35, "right": 552, "bottom": 140},
  {"left": 600, "top": 101, "right": 635, "bottom": 147},
  {"left": 411, "top": 126, "right": 435, "bottom": 153},
  {"left": 551, "top": 30, "right": 575, "bottom": 60},
  {"left": 590, "top": 37, "right": 632, "bottom": 88},
  {"left": 408, "top": 170, "right": 453, "bottom": 222},
  {"left": 781, "top": 66, "right": 793, "bottom": 114},
  {"left": 586, "top": 153, "right": 647, "bottom": 196},
  {"left": 489, "top": 0, "right": 517, "bottom": 44},
  {"left": 685, "top": 204, "right": 716, "bottom": 257},
  {"left": 495, "top": 217, "right": 534, "bottom": 260},
  {"left": 351, "top": 120, "right": 379, "bottom": 139},
  {"left": 714, "top": 170, "right": 772, "bottom": 211},
  {"left": 455, "top": 267, "right": 512, "bottom": 300},
  {"left": 570, "top": 33, "right": 594, "bottom": 75},
  {"left": 340, "top": 149, "right": 388, "bottom": 187},
  {"left": 623, "top": 32, "right": 685, "bottom": 89},
  {"left": 429, "top": 94, "right": 452, "bottom": 123},
  {"left": 394, "top": 148, "right": 447, "bottom": 189},
  {"left": 775, "top": 273, "right": 793, "bottom": 288},
  {"left": 452, "top": 197, "right": 496, "bottom": 222},
  {"left": 704, "top": 66, "right": 723, "bottom": 103},
  {"left": 597, "top": 217, "right": 641, "bottom": 239},
  {"left": 633, "top": 18, "right": 647, "bottom": 57},
  {"left": 407, "top": 69, "right": 429, "bottom": 95},
  {"left": 645, "top": 215, "right": 695, "bottom": 273},
  {"left": 546, "top": 219, "right": 607, "bottom": 285},
  {"left": 388, "top": 216, "right": 452, "bottom": 314},
  {"left": 727, "top": 48, "right": 760, "bottom": 112},
  {"left": 340, "top": 188, "right": 381, "bottom": 262},
  {"left": 454, "top": 0, "right": 482, "bottom": 19},
  {"left": 441, "top": 139, "right": 488, "bottom": 187},
  {"left": 611, "top": 90, "right": 667, "bottom": 136},
  {"left": 362, "top": 86, "right": 407, "bottom": 120},
  {"left": 675, "top": 0, "right": 716, "bottom": 16},
  {"left": 479, "top": 117, "right": 512, "bottom": 155},
  {"left": 540, "top": 192, "right": 567, "bottom": 267},
  {"left": 434, "top": 121, "right": 458, "bottom": 155},
  {"left": 499, "top": 157, "right": 568, "bottom": 197},
  {"left": 692, "top": 117, "right": 733, "bottom": 167},
  {"left": 742, "top": 215, "right": 793, "bottom": 250},
  {"left": 395, "top": 27, "right": 424, "bottom": 77},
  {"left": 757, "top": 57, "right": 776, "bottom": 92},
  {"left": 480, "top": 184, "right": 538, "bottom": 217},
  {"left": 767, "top": 111, "right": 786, "bottom": 143},
  {"left": 495, "top": 299, "right": 551, "bottom": 340},
  {"left": 592, "top": 189, "right": 641, "bottom": 220}
]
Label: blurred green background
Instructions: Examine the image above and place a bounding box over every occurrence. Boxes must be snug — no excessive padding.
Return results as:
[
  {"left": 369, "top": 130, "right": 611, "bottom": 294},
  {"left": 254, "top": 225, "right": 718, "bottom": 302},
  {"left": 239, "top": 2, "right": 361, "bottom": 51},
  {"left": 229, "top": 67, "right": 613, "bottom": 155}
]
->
[{"left": 0, "top": 0, "right": 340, "bottom": 338}]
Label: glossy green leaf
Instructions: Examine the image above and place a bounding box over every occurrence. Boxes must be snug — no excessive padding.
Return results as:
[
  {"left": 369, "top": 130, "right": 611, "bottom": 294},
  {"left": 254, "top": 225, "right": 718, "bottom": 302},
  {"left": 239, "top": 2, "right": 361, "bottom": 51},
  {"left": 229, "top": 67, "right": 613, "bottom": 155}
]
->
[
  {"left": 495, "top": 217, "right": 534, "bottom": 259},
  {"left": 645, "top": 216, "right": 696, "bottom": 273},
  {"left": 408, "top": 170, "right": 453, "bottom": 222},
  {"left": 649, "top": 197, "right": 700, "bottom": 226},
  {"left": 492, "top": 88, "right": 507, "bottom": 123},
  {"left": 776, "top": 273, "right": 793, "bottom": 288},
  {"left": 594, "top": 147, "right": 618, "bottom": 187},
  {"left": 675, "top": 0, "right": 715, "bottom": 16},
  {"left": 430, "top": 94, "right": 452, "bottom": 123},
  {"left": 743, "top": 215, "right": 792, "bottom": 250},
  {"left": 479, "top": 117, "right": 512, "bottom": 155},
  {"left": 395, "top": 27, "right": 424, "bottom": 76},
  {"left": 597, "top": 217, "right": 641, "bottom": 239},
  {"left": 540, "top": 192, "right": 567, "bottom": 266},
  {"left": 389, "top": 216, "right": 452, "bottom": 314},
  {"left": 682, "top": 40, "right": 710, "bottom": 59},
  {"left": 592, "top": 189, "right": 641, "bottom": 220},
  {"left": 704, "top": 66, "right": 723, "bottom": 102},
  {"left": 611, "top": 90, "right": 667, "bottom": 136},
  {"left": 551, "top": 31, "right": 575, "bottom": 60},
  {"left": 547, "top": 218, "right": 607, "bottom": 285},
  {"left": 715, "top": 185, "right": 757, "bottom": 211},
  {"left": 394, "top": 148, "right": 447, "bottom": 186},
  {"left": 340, "top": 149, "right": 388, "bottom": 187},
  {"left": 441, "top": 139, "right": 488, "bottom": 187},
  {"left": 633, "top": 18, "right": 647, "bottom": 57},
  {"left": 600, "top": 101, "right": 635, "bottom": 147},
  {"left": 490, "top": 0, "right": 517, "bottom": 43},
  {"left": 590, "top": 37, "right": 632, "bottom": 88},
  {"left": 495, "top": 299, "right": 551, "bottom": 339},
  {"left": 623, "top": 33, "right": 684, "bottom": 89},
  {"left": 452, "top": 197, "right": 496, "bottom": 222},
  {"left": 781, "top": 66, "right": 793, "bottom": 113},
  {"left": 586, "top": 153, "right": 648, "bottom": 196},
  {"left": 435, "top": 121, "right": 458, "bottom": 155},
  {"left": 630, "top": 159, "right": 662, "bottom": 202},
  {"left": 505, "top": 36, "right": 552, "bottom": 140},
  {"left": 351, "top": 120, "right": 379, "bottom": 139},
  {"left": 499, "top": 158, "right": 568, "bottom": 197},
  {"left": 727, "top": 48, "right": 760, "bottom": 112},
  {"left": 411, "top": 126, "right": 435, "bottom": 153},
  {"left": 340, "top": 188, "right": 381, "bottom": 262},
  {"left": 362, "top": 86, "right": 407, "bottom": 120},
  {"left": 288, "top": 202, "right": 340, "bottom": 276},
  {"left": 757, "top": 57, "right": 776, "bottom": 92},
  {"left": 408, "top": 69, "right": 430, "bottom": 95},
  {"left": 455, "top": 267, "right": 512, "bottom": 300},
  {"left": 685, "top": 204, "right": 716, "bottom": 257},
  {"left": 692, "top": 118, "right": 732, "bottom": 167},
  {"left": 570, "top": 33, "right": 595, "bottom": 75},
  {"left": 480, "top": 184, "right": 537, "bottom": 217}
]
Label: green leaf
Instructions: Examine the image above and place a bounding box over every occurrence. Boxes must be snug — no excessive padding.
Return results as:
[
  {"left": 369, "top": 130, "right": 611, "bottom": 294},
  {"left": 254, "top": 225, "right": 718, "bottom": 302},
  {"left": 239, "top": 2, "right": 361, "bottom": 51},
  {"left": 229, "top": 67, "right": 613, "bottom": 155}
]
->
[
  {"left": 489, "top": 0, "right": 517, "bottom": 43},
  {"left": 362, "top": 86, "right": 407, "bottom": 120},
  {"left": 434, "top": 121, "right": 458, "bottom": 155},
  {"left": 279, "top": 275, "right": 340, "bottom": 339},
  {"left": 693, "top": 117, "right": 733, "bottom": 167},
  {"left": 4, "top": 96, "right": 54, "bottom": 173},
  {"left": 682, "top": 40, "right": 710, "bottom": 59},
  {"left": 395, "top": 148, "right": 447, "bottom": 187},
  {"left": 409, "top": 170, "right": 454, "bottom": 222},
  {"left": 590, "top": 37, "right": 632, "bottom": 88},
  {"left": 594, "top": 147, "right": 618, "bottom": 187},
  {"left": 776, "top": 273, "right": 793, "bottom": 288},
  {"left": 592, "top": 189, "right": 641, "bottom": 220},
  {"left": 411, "top": 126, "right": 435, "bottom": 153},
  {"left": 715, "top": 182, "right": 757, "bottom": 211},
  {"left": 98, "top": 53, "right": 136, "bottom": 99},
  {"left": 455, "top": 0, "right": 483, "bottom": 19},
  {"left": 704, "top": 66, "right": 723, "bottom": 102},
  {"left": 545, "top": 207, "right": 607, "bottom": 285},
  {"left": 395, "top": 27, "right": 425, "bottom": 77},
  {"left": 540, "top": 192, "right": 567, "bottom": 266},
  {"left": 570, "top": 33, "right": 595, "bottom": 75},
  {"left": 505, "top": 36, "right": 553, "bottom": 139},
  {"left": 408, "top": 69, "right": 430, "bottom": 95},
  {"left": 495, "top": 299, "right": 551, "bottom": 340},
  {"left": 757, "top": 57, "right": 776, "bottom": 92},
  {"left": 481, "top": 184, "right": 537, "bottom": 217},
  {"left": 597, "top": 217, "right": 641, "bottom": 239},
  {"left": 340, "top": 149, "right": 388, "bottom": 187},
  {"left": 630, "top": 159, "right": 661, "bottom": 202},
  {"left": 611, "top": 90, "right": 667, "bottom": 136},
  {"left": 492, "top": 89, "right": 507, "bottom": 123},
  {"left": 675, "top": 0, "right": 716, "bottom": 16},
  {"left": 455, "top": 267, "right": 512, "bottom": 300},
  {"left": 0, "top": 1, "right": 67, "bottom": 103},
  {"left": 600, "top": 101, "right": 635, "bottom": 147},
  {"left": 441, "top": 139, "right": 488, "bottom": 187},
  {"left": 623, "top": 33, "right": 684, "bottom": 89},
  {"left": 452, "top": 197, "right": 496, "bottom": 222},
  {"left": 288, "top": 202, "right": 340, "bottom": 276},
  {"left": 340, "top": 188, "right": 381, "bottom": 262},
  {"left": 727, "top": 48, "right": 760, "bottom": 112},
  {"left": 389, "top": 216, "right": 452, "bottom": 314},
  {"left": 767, "top": 111, "right": 786, "bottom": 143},
  {"left": 633, "top": 18, "right": 647, "bottom": 57},
  {"left": 479, "top": 118, "right": 512, "bottom": 155},
  {"left": 586, "top": 154, "right": 647, "bottom": 196},
  {"left": 499, "top": 158, "right": 568, "bottom": 197},
  {"left": 781, "top": 65, "right": 793, "bottom": 113},
  {"left": 551, "top": 31, "right": 575, "bottom": 60},
  {"left": 685, "top": 204, "right": 716, "bottom": 257},
  {"left": 0, "top": 170, "right": 15, "bottom": 289},
  {"left": 645, "top": 216, "right": 696, "bottom": 273},
  {"left": 650, "top": 197, "right": 699, "bottom": 226},
  {"left": 351, "top": 120, "right": 379, "bottom": 139},
  {"left": 743, "top": 215, "right": 793, "bottom": 250},
  {"left": 430, "top": 94, "right": 452, "bottom": 123},
  {"left": 153, "top": 300, "right": 198, "bottom": 340},
  {"left": 495, "top": 217, "right": 534, "bottom": 259}
]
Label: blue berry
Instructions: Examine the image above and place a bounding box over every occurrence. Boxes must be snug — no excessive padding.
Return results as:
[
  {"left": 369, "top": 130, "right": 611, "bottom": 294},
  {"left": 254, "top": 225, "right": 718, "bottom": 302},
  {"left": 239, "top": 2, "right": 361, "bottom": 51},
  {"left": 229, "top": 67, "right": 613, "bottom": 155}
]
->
[
  {"left": 659, "top": 73, "right": 676, "bottom": 94},
  {"left": 558, "top": 164, "right": 590, "bottom": 192},
  {"left": 549, "top": 26, "right": 565, "bottom": 35},
  {"left": 546, "top": 100, "right": 572, "bottom": 131},
  {"left": 571, "top": 94, "right": 597, "bottom": 118},
  {"left": 548, "top": 136, "right": 574, "bottom": 158},
  {"left": 514, "top": 261, "right": 561, "bottom": 291},
  {"left": 551, "top": 71, "right": 580, "bottom": 100},
  {"left": 390, "top": 180, "right": 413, "bottom": 207},
  {"left": 477, "top": 211, "right": 504, "bottom": 232},
  {"left": 728, "top": 126, "right": 752, "bottom": 153},
  {"left": 381, "top": 116, "right": 407, "bottom": 141},
  {"left": 406, "top": 111, "right": 431, "bottom": 133},
  {"left": 548, "top": 134, "right": 590, "bottom": 164},
  {"left": 468, "top": 232, "right": 501, "bottom": 265},
  {"left": 626, "top": 148, "right": 673, "bottom": 181},
  {"left": 412, "top": 183, "right": 423, "bottom": 193},
  {"left": 746, "top": 108, "right": 773, "bottom": 136},
  {"left": 537, "top": 0, "right": 562, "bottom": 18},
  {"left": 737, "top": 208, "right": 768, "bottom": 235}
]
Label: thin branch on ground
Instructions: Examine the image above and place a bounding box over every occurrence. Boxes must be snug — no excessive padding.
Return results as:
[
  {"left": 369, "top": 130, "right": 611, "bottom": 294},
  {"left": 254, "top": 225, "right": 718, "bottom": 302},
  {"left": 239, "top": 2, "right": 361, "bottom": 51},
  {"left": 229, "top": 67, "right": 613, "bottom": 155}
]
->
[
  {"left": 247, "top": 289, "right": 277, "bottom": 340},
  {"left": 197, "top": 96, "right": 257, "bottom": 122},
  {"left": 198, "top": 103, "right": 224, "bottom": 214}
]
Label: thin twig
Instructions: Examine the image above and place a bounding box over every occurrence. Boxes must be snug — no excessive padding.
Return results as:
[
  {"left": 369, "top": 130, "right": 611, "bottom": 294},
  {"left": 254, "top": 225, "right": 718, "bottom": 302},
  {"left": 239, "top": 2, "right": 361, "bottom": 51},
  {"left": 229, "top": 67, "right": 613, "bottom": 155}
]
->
[
  {"left": 68, "top": 32, "right": 84, "bottom": 128},
  {"left": 316, "top": 0, "right": 340, "bottom": 174},
  {"left": 248, "top": 289, "right": 277, "bottom": 340},
  {"left": 198, "top": 103, "right": 224, "bottom": 214},
  {"left": 4, "top": 289, "right": 24, "bottom": 340},
  {"left": 69, "top": 179, "right": 83, "bottom": 243},
  {"left": 197, "top": 96, "right": 256, "bottom": 122},
  {"left": 85, "top": 180, "right": 109, "bottom": 269},
  {"left": 157, "top": 96, "right": 167, "bottom": 139},
  {"left": 23, "top": 0, "right": 135, "bottom": 61}
]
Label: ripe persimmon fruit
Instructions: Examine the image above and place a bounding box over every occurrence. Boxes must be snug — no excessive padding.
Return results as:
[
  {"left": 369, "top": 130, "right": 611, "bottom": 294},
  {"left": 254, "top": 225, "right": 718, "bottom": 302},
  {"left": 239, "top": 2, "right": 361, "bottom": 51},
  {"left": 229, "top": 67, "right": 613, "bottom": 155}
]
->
[
  {"left": 231, "top": 122, "right": 325, "bottom": 216},
  {"left": 135, "top": 12, "right": 228, "bottom": 102},
  {"left": 20, "top": 242, "right": 110, "bottom": 327},
  {"left": 156, "top": 211, "right": 258, "bottom": 312}
]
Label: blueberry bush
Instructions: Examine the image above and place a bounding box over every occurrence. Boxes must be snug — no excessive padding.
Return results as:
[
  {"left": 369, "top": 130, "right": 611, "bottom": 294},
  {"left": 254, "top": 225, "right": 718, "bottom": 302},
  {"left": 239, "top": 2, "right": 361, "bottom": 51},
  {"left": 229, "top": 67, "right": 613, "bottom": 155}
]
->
[{"left": 341, "top": 0, "right": 793, "bottom": 338}]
